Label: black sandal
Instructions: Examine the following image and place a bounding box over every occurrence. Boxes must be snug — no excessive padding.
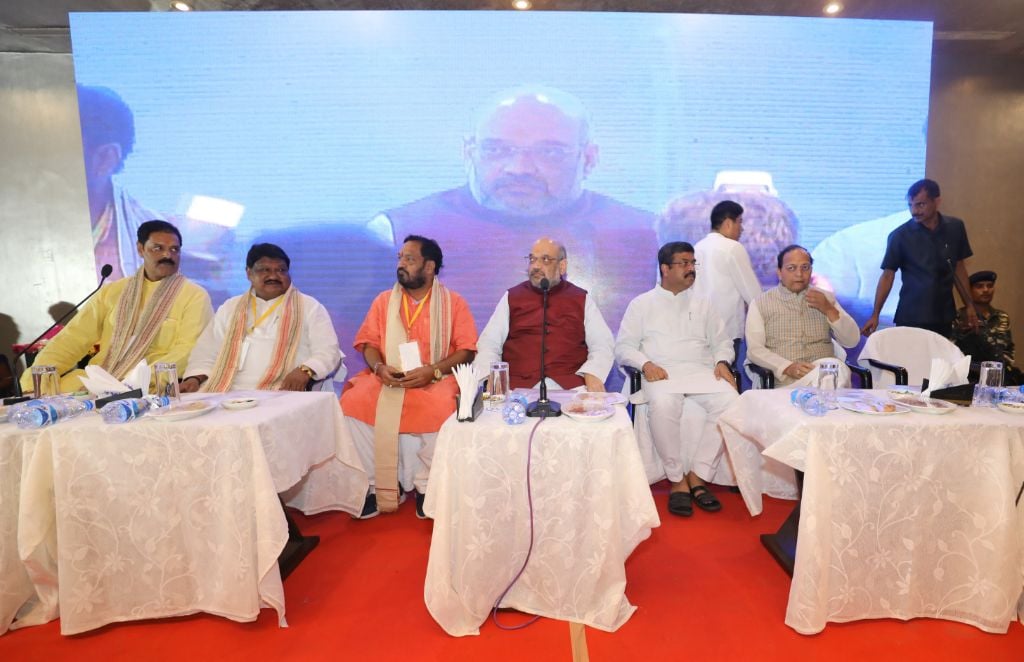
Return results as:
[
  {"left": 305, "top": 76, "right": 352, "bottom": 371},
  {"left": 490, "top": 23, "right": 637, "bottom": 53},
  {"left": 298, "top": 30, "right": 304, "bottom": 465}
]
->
[
  {"left": 690, "top": 485, "right": 722, "bottom": 512},
  {"left": 667, "top": 491, "right": 693, "bottom": 517}
]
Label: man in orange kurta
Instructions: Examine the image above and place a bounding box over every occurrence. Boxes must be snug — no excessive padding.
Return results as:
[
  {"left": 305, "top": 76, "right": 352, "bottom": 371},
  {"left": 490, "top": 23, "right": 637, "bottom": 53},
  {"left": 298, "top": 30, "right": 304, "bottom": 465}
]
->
[{"left": 341, "top": 235, "right": 477, "bottom": 519}]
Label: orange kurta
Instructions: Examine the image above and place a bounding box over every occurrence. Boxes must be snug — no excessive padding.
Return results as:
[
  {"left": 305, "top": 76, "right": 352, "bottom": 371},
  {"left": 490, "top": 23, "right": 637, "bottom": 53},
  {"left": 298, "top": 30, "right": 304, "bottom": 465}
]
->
[{"left": 341, "top": 288, "right": 477, "bottom": 433}]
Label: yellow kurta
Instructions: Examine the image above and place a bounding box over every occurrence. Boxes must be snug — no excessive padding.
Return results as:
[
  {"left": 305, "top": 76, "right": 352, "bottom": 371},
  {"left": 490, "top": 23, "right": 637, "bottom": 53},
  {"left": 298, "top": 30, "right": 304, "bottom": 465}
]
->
[{"left": 19, "top": 276, "right": 213, "bottom": 392}]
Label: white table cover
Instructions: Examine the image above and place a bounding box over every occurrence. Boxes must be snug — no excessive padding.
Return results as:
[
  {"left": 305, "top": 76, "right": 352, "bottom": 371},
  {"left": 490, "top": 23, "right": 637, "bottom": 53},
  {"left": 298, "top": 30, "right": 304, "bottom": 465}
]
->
[
  {"left": 718, "top": 389, "right": 1024, "bottom": 634},
  {"left": 423, "top": 407, "right": 660, "bottom": 637},
  {"left": 1, "top": 390, "right": 367, "bottom": 635}
]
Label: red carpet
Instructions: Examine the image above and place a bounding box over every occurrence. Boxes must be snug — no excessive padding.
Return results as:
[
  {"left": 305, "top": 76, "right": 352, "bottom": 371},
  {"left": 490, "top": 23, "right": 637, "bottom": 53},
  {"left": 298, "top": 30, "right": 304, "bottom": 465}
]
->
[{"left": 2, "top": 485, "right": 1021, "bottom": 661}]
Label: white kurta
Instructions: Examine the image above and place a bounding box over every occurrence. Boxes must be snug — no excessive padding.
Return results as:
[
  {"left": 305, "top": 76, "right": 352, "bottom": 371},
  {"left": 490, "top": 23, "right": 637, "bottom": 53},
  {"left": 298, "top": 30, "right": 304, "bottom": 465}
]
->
[
  {"left": 694, "top": 232, "right": 763, "bottom": 340},
  {"left": 185, "top": 290, "right": 343, "bottom": 389},
  {"left": 745, "top": 286, "right": 859, "bottom": 386},
  {"left": 474, "top": 287, "right": 615, "bottom": 389},
  {"left": 615, "top": 286, "right": 738, "bottom": 483}
]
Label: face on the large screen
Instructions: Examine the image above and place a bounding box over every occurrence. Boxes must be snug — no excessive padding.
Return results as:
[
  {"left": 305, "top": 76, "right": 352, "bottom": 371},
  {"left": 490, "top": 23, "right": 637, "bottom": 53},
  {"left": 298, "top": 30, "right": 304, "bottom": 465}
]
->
[{"left": 466, "top": 94, "right": 598, "bottom": 217}]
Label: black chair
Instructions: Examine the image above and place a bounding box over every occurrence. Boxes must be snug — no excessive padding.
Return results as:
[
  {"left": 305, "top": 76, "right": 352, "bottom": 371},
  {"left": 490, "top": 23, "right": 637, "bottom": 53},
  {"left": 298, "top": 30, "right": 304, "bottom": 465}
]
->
[{"left": 0, "top": 354, "right": 15, "bottom": 398}]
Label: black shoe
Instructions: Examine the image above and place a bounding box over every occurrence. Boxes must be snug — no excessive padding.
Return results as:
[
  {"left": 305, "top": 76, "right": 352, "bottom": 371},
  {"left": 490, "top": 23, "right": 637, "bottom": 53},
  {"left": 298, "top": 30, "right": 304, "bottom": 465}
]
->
[
  {"left": 667, "top": 491, "right": 693, "bottom": 517},
  {"left": 356, "top": 493, "right": 379, "bottom": 520},
  {"left": 415, "top": 491, "right": 428, "bottom": 520}
]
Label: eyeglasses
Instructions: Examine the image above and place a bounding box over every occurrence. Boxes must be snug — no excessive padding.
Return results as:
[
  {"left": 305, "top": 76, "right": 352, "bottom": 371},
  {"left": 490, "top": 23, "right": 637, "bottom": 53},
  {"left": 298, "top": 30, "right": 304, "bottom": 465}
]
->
[
  {"left": 782, "top": 264, "right": 812, "bottom": 273},
  {"left": 252, "top": 266, "right": 289, "bottom": 276},
  {"left": 669, "top": 259, "right": 699, "bottom": 268},
  {"left": 525, "top": 255, "right": 561, "bottom": 266},
  {"left": 475, "top": 140, "right": 580, "bottom": 167},
  {"left": 145, "top": 243, "right": 181, "bottom": 255}
]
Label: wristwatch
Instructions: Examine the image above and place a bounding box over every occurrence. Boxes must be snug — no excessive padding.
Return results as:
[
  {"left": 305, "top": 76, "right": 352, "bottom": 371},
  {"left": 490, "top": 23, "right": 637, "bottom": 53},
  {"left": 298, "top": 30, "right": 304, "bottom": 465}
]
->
[
  {"left": 433, "top": 366, "right": 443, "bottom": 383},
  {"left": 299, "top": 365, "right": 316, "bottom": 380}
]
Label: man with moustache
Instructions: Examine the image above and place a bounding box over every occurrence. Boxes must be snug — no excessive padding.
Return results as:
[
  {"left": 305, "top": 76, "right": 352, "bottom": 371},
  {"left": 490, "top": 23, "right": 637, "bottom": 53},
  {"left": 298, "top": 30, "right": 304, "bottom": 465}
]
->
[
  {"left": 746, "top": 245, "right": 860, "bottom": 387},
  {"left": 474, "top": 237, "right": 614, "bottom": 391},
  {"left": 20, "top": 220, "right": 212, "bottom": 393},
  {"left": 952, "top": 271, "right": 1022, "bottom": 385},
  {"left": 861, "top": 179, "right": 976, "bottom": 338},
  {"left": 341, "top": 235, "right": 477, "bottom": 519},
  {"left": 615, "top": 241, "right": 738, "bottom": 517},
  {"left": 370, "top": 86, "right": 657, "bottom": 343},
  {"left": 181, "top": 243, "right": 342, "bottom": 392}
]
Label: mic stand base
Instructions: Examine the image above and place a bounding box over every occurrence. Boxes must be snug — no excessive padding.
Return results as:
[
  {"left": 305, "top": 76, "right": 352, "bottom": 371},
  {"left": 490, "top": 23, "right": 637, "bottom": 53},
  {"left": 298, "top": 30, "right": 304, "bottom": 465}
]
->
[{"left": 526, "top": 399, "right": 562, "bottom": 418}]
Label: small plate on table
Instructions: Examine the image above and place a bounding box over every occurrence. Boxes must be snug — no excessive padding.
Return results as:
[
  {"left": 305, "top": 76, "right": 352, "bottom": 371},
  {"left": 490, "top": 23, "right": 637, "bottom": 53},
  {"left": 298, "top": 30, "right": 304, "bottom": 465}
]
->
[
  {"left": 887, "top": 393, "right": 958, "bottom": 415},
  {"left": 837, "top": 397, "right": 910, "bottom": 415},
  {"left": 997, "top": 401, "right": 1024, "bottom": 414},
  {"left": 562, "top": 400, "right": 615, "bottom": 423},
  {"left": 574, "top": 392, "right": 628, "bottom": 406},
  {"left": 148, "top": 400, "right": 215, "bottom": 422},
  {"left": 222, "top": 398, "right": 259, "bottom": 411}
]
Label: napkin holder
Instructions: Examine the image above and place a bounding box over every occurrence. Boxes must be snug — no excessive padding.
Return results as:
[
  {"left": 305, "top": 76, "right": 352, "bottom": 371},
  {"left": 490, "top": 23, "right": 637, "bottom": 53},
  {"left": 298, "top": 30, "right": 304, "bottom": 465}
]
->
[
  {"left": 925, "top": 381, "right": 974, "bottom": 406},
  {"left": 455, "top": 387, "right": 484, "bottom": 422},
  {"left": 95, "top": 388, "right": 143, "bottom": 409}
]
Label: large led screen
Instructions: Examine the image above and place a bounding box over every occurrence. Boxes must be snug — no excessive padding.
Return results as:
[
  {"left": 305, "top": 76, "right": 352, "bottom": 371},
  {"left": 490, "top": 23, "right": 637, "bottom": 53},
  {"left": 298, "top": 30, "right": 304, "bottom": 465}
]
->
[{"left": 69, "top": 10, "right": 933, "bottom": 366}]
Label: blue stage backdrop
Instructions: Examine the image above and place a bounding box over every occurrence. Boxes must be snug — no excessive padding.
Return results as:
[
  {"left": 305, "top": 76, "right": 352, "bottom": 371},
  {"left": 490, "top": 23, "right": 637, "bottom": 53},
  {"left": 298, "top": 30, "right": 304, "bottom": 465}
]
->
[{"left": 69, "top": 10, "right": 932, "bottom": 361}]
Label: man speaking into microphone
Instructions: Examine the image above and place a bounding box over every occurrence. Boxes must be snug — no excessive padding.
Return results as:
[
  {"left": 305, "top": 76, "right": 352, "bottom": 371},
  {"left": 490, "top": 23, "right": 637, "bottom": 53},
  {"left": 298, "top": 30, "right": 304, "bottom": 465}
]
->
[
  {"left": 475, "top": 237, "right": 614, "bottom": 392},
  {"left": 19, "top": 220, "right": 212, "bottom": 393}
]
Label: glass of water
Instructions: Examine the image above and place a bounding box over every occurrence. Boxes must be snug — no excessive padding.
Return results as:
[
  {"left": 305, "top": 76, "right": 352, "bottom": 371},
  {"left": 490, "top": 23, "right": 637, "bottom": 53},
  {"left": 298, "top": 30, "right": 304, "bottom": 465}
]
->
[
  {"left": 487, "top": 361, "right": 510, "bottom": 411},
  {"left": 816, "top": 359, "right": 840, "bottom": 409}
]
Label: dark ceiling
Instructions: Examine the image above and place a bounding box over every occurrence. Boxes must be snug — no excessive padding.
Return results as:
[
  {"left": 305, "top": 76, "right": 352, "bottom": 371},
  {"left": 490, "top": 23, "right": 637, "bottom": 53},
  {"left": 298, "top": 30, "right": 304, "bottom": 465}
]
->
[{"left": 1, "top": 0, "right": 1021, "bottom": 57}]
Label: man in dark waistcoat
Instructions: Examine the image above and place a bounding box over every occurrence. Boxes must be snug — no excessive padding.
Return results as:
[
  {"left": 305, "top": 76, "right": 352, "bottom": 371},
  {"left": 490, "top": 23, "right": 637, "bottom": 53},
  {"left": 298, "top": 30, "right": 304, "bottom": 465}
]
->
[{"left": 474, "top": 237, "right": 614, "bottom": 392}]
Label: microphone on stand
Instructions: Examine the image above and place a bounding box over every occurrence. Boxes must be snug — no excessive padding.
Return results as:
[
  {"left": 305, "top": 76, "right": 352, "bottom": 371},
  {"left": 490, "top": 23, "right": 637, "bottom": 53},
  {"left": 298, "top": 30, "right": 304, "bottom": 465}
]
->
[
  {"left": 526, "top": 277, "right": 561, "bottom": 418},
  {"left": 9, "top": 264, "right": 114, "bottom": 398}
]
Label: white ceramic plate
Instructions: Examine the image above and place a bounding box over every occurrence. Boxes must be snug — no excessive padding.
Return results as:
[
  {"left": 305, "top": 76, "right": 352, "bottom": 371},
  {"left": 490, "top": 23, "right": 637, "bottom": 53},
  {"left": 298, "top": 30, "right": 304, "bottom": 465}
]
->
[
  {"left": 574, "top": 392, "right": 627, "bottom": 406},
  {"left": 148, "top": 400, "right": 215, "bottom": 422},
  {"left": 997, "top": 401, "right": 1024, "bottom": 414},
  {"left": 887, "top": 393, "right": 958, "bottom": 415},
  {"left": 562, "top": 401, "right": 615, "bottom": 422},
  {"left": 837, "top": 397, "right": 910, "bottom": 415},
  {"left": 221, "top": 398, "right": 259, "bottom": 411}
]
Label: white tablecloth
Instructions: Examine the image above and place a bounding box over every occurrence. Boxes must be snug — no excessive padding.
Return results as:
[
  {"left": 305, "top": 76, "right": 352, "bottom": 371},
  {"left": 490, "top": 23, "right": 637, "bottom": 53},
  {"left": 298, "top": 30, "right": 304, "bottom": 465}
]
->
[
  {"left": 718, "top": 389, "right": 1024, "bottom": 634},
  {"left": 423, "top": 407, "right": 660, "bottom": 637},
  {"left": 1, "top": 390, "right": 367, "bottom": 635}
]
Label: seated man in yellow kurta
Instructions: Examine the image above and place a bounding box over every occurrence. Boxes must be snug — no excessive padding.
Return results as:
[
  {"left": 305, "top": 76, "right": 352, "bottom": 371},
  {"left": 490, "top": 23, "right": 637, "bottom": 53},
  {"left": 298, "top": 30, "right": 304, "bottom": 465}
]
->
[
  {"left": 20, "top": 220, "right": 213, "bottom": 393},
  {"left": 341, "top": 234, "right": 477, "bottom": 520}
]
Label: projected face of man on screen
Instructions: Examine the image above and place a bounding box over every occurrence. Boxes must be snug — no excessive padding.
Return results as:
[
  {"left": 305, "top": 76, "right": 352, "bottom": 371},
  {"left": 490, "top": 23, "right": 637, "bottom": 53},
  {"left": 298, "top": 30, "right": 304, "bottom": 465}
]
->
[{"left": 465, "top": 88, "right": 598, "bottom": 218}]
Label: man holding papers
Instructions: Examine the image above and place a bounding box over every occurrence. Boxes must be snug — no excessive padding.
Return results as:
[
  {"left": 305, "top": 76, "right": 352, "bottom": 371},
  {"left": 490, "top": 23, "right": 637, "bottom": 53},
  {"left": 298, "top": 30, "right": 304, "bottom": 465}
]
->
[
  {"left": 615, "top": 241, "right": 738, "bottom": 517},
  {"left": 341, "top": 235, "right": 477, "bottom": 519}
]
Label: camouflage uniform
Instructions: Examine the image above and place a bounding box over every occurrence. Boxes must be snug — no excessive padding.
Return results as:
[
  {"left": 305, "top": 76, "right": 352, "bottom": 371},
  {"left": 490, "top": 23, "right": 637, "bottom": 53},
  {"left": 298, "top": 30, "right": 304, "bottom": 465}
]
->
[{"left": 953, "top": 306, "right": 1021, "bottom": 385}]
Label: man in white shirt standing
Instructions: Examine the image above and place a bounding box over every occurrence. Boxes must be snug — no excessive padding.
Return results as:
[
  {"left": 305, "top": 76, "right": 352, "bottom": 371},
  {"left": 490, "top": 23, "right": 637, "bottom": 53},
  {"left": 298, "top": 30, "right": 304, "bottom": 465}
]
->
[
  {"left": 182, "top": 243, "right": 342, "bottom": 392},
  {"left": 615, "top": 241, "right": 738, "bottom": 518},
  {"left": 693, "top": 200, "right": 763, "bottom": 344},
  {"left": 475, "top": 237, "right": 614, "bottom": 391},
  {"left": 746, "top": 245, "right": 859, "bottom": 387}
]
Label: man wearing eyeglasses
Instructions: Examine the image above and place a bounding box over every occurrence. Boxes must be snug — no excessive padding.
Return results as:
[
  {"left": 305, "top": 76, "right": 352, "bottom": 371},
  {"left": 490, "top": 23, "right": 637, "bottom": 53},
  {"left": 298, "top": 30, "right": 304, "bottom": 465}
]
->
[
  {"left": 368, "top": 86, "right": 657, "bottom": 364},
  {"left": 615, "top": 241, "right": 738, "bottom": 517},
  {"left": 181, "top": 243, "right": 342, "bottom": 393},
  {"left": 474, "top": 237, "right": 614, "bottom": 392},
  {"left": 746, "top": 245, "right": 860, "bottom": 387},
  {"left": 20, "top": 220, "right": 212, "bottom": 393}
]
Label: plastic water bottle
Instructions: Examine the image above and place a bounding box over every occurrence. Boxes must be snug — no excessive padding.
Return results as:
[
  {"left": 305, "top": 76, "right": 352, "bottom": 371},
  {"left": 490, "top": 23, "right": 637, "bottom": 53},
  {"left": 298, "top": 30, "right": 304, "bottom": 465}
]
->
[
  {"left": 100, "top": 395, "right": 171, "bottom": 424},
  {"left": 502, "top": 400, "right": 527, "bottom": 425},
  {"left": 790, "top": 388, "right": 828, "bottom": 416},
  {"left": 11, "top": 396, "right": 96, "bottom": 429}
]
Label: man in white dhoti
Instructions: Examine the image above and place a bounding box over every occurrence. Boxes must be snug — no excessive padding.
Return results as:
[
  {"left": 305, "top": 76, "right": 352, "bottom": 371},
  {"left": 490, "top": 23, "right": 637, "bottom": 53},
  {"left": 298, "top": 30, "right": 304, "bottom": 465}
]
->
[
  {"left": 182, "top": 243, "right": 342, "bottom": 392},
  {"left": 615, "top": 241, "right": 739, "bottom": 517}
]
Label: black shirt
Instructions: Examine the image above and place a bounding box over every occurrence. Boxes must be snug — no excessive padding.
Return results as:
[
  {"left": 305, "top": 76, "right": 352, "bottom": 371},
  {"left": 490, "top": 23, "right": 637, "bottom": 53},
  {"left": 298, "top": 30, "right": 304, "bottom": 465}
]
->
[{"left": 880, "top": 214, "right": 972, "bottom": 328}]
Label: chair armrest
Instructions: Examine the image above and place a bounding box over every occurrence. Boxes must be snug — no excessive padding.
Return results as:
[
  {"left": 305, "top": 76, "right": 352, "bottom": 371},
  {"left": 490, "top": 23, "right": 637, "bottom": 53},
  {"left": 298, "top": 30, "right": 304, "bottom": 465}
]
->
[
  {"left": 846, "top": 361, "right": 873, "bottom": 389},
  {"left": 865, "top": 358, "right": 908, "bottom": 386},
  {"left": 747, "top": 362, "right": 775, "bottom": 389},
  {"left": 622, "top": 365, "right": 642, "bottom": 395}
]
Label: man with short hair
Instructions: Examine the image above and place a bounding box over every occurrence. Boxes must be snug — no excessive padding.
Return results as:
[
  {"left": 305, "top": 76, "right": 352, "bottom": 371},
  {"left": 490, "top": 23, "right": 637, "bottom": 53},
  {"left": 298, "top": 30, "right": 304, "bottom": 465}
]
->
[
  {"left": 342, "top": 235, "right": 477, "bottom": 519},
  {"left": 181, "top": 243, "right": 342, "bottom": 393},
  {"left": 370, "top": 86, "right": 657, "bottom": 343},
  {"left": 952, "top": 271, "right": 1021, "bottom": 385},
  {"left": 474, "top": 237, "right": 614, "bottom": 392},
  {"left": 20, "top": 220, "right": 212, "bottom": 393},
  {"left": 616, "top": 242, "right": 738, "bottom": 517},
  {"left": 861, "top": 178, "right": 976, "bottom": 338},
  {"left": 693, "top": 199, "right": 763, "bottom": 341},
  {"left": 746, "top": 245, "right": 859, "bottom": 387}
]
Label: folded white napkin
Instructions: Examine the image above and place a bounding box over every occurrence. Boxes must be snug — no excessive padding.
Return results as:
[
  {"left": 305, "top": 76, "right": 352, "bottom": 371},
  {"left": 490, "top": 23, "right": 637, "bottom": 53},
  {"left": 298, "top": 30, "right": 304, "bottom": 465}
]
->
[
  {"left": 922, "top": 355, "right": 971, "bottom": 397},
  {"left": 452, "top": 363, "right": 485, "bottom": 419},
  {"left": 79, "top": 360, "right": 151, "bottom": 396}
]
